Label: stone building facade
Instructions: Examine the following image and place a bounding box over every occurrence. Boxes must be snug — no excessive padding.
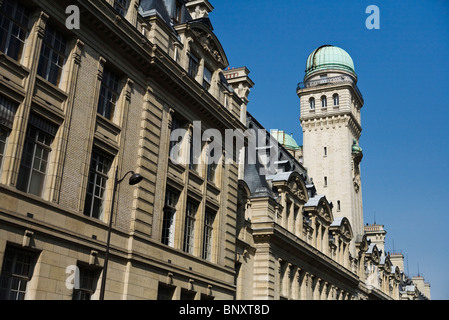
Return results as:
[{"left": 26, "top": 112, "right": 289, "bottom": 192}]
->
[{"left": 0, "top": 0, "right": 430, "bottom": 300}]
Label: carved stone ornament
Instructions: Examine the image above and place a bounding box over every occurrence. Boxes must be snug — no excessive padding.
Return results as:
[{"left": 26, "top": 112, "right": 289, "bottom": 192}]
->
[
  {"left": 191, "top": 28, "right": 224, "bottom": 64},
  {"left": 288, "top": 176, "right": 306, "bottom": 201}
]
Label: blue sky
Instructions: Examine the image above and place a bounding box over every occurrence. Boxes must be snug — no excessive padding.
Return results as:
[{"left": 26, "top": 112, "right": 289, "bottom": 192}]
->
[{"left": 211, "top": 0, "right": 449, "bottom": 299}]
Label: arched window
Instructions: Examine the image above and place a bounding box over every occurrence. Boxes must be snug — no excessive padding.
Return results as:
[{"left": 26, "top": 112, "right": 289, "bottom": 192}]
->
[
  {"left": 321, "top": 95, "right": 327, "bottom": 108},
  {"left": 333, "top": 93, "right": 339, "bottom": 106},
  {"left": 309, "top": 97, "right": 315, "bottom": 109}
]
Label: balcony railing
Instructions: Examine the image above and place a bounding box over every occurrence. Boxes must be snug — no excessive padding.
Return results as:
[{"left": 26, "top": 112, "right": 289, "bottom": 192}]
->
[{"left": 297, "top": 75, "right": 363, "bottom": 101}]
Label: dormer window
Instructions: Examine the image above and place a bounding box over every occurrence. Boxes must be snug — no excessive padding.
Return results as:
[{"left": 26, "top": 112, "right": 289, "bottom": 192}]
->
[
  {"left": 174, "top": 0, "right": 183, "bottom": 24},
  {"left": 203, "top": 66, "right": 212, "bottom": 91},
  {"left": 113, "top": 0, "right": 129, "bottom": 17},
  {"left": 188, "top": 53, "right": 199, "bottom": 79}
]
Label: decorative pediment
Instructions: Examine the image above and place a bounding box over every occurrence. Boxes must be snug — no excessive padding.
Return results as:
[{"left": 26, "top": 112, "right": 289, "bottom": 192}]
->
[
  {"left": 287, "top": 173, "right": 308, "bottom": 203},
  {"left": 330, "top": 217, "right": 353, "bottom": 242},
  {"left": 316, "top": 198, "right": 333, "bottom": 224},
  {"left": 189, "top": 23, "right": 228, "bottom": 67},
  {"left": 392, "top": 265, "right": 401, "bottom": 281},
  {"left": 366, "top": 243, "right": 381, "bottom": 264},
  {"left": 382, "top": 255, "right": 392, "bottom": 273}
]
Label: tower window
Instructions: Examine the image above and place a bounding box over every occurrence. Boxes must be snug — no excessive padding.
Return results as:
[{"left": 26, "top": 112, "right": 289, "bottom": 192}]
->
[
  {"left": 309, "top": 97, "right": 315, "bottom": 109},
  {"left": 324, "top": 147, "right": 327, "bottom": 156},
  {"left": 324, "top": 176, "right": 327, "bottom": 187},
  {"left": 321, "top": 95, "right": 327, "bottom": 108},
  {"left": 333, "top": 93, "right": 339, "bottom": 106},
  {"left": 337, "top": 200, "right": 341, "bottom": 211}
]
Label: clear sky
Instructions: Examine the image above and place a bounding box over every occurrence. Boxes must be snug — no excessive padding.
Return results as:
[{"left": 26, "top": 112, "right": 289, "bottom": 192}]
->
[{"left": 210, "top": 0, "right": 449, "bottom": 300}]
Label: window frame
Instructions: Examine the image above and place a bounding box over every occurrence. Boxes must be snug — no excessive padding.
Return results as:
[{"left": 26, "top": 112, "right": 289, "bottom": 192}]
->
[
  {"left": 0, "top": 0, "right": 30, "bottom": 62},
  {"left": 83, "top": 149, "right": 113, "bottom": 220},
  {"left": 0, "top": 245, "right": 37, "bottom": 300},
  {"left": 333, "top": 93, "right": 339, "bottom": 106},
  {"left": 188, "top": 52, "right": 199, "bottom": 79},
  {"left": 97, "top": 67, "right": 120, "bottom": 121},
  {"left": 321, "top": 95, "right": 327, "bottom": 108},
  {"left": 183, "top": 200, "right": 198, "bottom": 254},
  {"left": 113, "top": 0, "right": 129, "bottom": 17},
  {"left": 16, "top": 114, "right": 57, "bottom": 197},
  {"left": 37, "top": 24, "right": 68, "bottom": 87},
  {"left": 202, "top": 209, "right": 216, "bottom": 261},
  {"left": 309, "top": 97, "right": 315, "bottom": 109},
  {"left": 161, "top": 189, "right": 179, "bottom": 247}
]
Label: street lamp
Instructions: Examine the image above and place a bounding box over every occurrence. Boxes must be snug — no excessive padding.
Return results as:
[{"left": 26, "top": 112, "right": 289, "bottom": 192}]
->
[{"left": 99, "top": 167, "right": 143, "bottom": 300}]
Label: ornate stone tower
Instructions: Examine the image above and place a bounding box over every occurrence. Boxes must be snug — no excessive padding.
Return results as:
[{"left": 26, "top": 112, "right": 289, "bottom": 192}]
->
[{"left": 297, "top": 45, "right": 364, "bottom": 255}]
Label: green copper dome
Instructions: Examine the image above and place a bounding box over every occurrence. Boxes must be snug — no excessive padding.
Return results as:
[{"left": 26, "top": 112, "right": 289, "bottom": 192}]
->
[
  {"left": 271, "top": 130, "right": 301, "bottom": 150},
  {"left": 305, "top": 45, "right": 356, "bottom": 78}
]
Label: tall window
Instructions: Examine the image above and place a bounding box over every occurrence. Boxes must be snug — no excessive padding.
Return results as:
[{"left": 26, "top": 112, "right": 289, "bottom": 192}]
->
[
  {"left": 173, "top": 0, "right": 183, "bottom": 24},
  {"left": 113, "top": 0, "right": 129, "bottom": 17},
  {"left": 0, "top": 245, "right": 37, "bottom": 300},
  {"left": 183, "top": 200, "right": 198, "bottom": 254},
  {"left": 0, "top": 94, "right": 18, "bottom": 171},
  {"left": 189, "top": 132, "right": 200, "bottom": 172},
  {"left": 37, "top": 25, "right": 67, "bottom": 86},
  {"left": 309, "top": 97, "right": 315, "bottom": 109},
  {"left": 0, "top": 126, "right": 8, "bottom": 170},
  {"left": 97, "top": 68, "right": 120, "bottom": 121},
  {"left": 324, "top": 176, "right": 328, "bottom": 187},
  {"left": 321, "top": 95, "right": 327, "bottom": 108},
  {"left": 0, "top": 0, "right": 30, "bottom": 62},
  {"left": 72, "top": 265, "right": 99, "bottom": 300},
  {"left": 17, "top": 113, "right": 58, "bottom": 197},
  {"left": 203, "top": 66, "right": 212, "bottom": 91},
  {"left": 202, "top": 210, "right": 216, "bottom": 260},
  {"left": 169, "top": 116, "right": 183, "bottom": 162},
  {"left": 206, "top": 148, "right": 217, "bottom": 183},
  {"left": 83, "top": 149, "right": 112, "bottom": 220},
  {"left": 162, "top": 189, "right": 179, "bottom": 247},
  {"left": 333, "top": 93, "right": 339, "bottom": 106},
  {"left": 188, "top": 53, "right": 199, "bottom": 79}
]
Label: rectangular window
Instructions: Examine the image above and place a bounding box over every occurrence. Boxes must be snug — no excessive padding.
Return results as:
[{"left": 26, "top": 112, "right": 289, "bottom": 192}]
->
[
  {"left": 0, "top": 245, "right": 37, "bottom": 300},
  {"left": 173, "top": 0, "right": 183, "bottom": 24},
  {"left": 206, "top": 148, "right": 217, "bottom": 183},
  {"left": 72, "top": 265, "right": 100, "bottom": 300},
  {"left": 17, "top": 113, "right": 58, "bottom": 197},
  {"left": 37, "top": 25, "right": 67, "bottom": 86},
  {"left": 162, "top": 189, "right": 179, "bottom": 246},
  {"left": 83, "top": 149, "right": 112, "bottom": 220},
  {"left": 97, "top": 68, "right": 120, "bottom": 121},
  {"left": 157, "top": 283, "right": 175, "bottom": 300},
  {"left": 189, "top": 132, "right": 201, "bottom": 172},
  {"left": 203, "top": 66, "right": 212, "bottom": 91},
  {"left": 0, "top": 126, "right": 8, "bottom": 170},
  {"left": 324, "top": 147, "right": 327, "bottom": 156},
  {"left": 202, "top": 210, "right": 216, "bottom": 260},
  {"left": 183, "top": 200, "right": 198, "bottom": 254},
  {"left": 188, "top": 53, "right": 199, "bottom": 79},
  {"left": 169, "top": 116, "right": 182, "bottom": 161},
  {"left": 0, "top": 0, "right": 30, "bottom": 62},
  {"left": 324, "top": 176, "right": 328, "bottom": 187},
  {"left": 0, "top": 94, "right": 18, "bottom": 171},
  {"left": 113, "top": 0, "right": 129, "bottom": 17}
]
